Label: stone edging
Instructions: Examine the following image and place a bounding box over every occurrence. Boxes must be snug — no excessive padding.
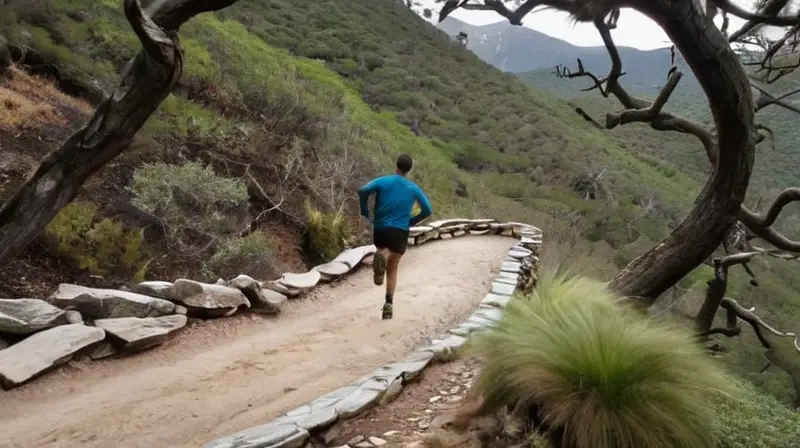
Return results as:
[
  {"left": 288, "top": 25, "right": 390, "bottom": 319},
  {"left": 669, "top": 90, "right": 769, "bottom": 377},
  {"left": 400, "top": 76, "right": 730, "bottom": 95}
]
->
[{"left": 202, "top": 219, "right": 543, "bottom": 448}]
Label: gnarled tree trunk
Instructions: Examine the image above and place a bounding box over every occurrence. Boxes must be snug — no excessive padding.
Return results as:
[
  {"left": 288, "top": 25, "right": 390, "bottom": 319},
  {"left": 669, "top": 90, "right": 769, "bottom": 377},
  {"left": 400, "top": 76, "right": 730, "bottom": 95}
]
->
[
  {"left": 0, "top": 0, "right": 239, "bottom": 265},
  {"left": 608, "top": 0, "right": 755, "bottom": 304}
]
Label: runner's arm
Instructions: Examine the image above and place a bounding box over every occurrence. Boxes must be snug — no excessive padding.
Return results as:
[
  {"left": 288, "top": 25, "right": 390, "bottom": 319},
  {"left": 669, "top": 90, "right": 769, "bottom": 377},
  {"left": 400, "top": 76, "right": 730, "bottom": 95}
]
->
[
  {"left": 357, "top": 178, "right": 382, "bottom": 219},
  {"left": 410, "top": 186, "right": 433, "bottom": 226}
]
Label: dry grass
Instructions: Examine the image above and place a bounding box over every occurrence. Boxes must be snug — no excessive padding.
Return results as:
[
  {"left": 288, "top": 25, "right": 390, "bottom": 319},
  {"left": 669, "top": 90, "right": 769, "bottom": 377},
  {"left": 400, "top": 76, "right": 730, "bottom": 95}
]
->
[
  {"left": 0, "top": 65, "right": 92, "bottom": 131},
  {"left": 473, "top": 270, "right": 742, "bottom": 448}
]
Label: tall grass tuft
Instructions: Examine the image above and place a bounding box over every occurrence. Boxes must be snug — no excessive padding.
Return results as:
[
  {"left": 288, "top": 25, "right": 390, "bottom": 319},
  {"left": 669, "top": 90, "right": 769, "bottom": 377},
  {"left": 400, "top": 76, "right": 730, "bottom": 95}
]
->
[{"left": 473, "top": 270, "right": 740, "bottom": 448}]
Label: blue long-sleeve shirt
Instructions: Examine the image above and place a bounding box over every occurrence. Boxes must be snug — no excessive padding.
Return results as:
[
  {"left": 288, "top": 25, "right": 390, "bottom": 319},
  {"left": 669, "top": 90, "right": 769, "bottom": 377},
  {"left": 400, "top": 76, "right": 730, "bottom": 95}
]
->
[{"left": 358, "top": 174, "right": 433, "bottom": 230}]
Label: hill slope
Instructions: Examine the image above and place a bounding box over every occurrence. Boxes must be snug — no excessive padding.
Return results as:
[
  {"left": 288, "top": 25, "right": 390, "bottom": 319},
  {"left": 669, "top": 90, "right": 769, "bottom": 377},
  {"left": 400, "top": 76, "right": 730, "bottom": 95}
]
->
[{"left": 0, "top": 0, "right": 797, "bottom": 409}]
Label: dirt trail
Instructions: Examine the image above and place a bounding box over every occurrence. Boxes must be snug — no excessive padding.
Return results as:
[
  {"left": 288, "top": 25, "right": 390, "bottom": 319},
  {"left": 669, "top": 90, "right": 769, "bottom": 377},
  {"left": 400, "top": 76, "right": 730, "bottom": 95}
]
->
[{"left": 1, "top": 236, "right": 512, "bottom": 448}]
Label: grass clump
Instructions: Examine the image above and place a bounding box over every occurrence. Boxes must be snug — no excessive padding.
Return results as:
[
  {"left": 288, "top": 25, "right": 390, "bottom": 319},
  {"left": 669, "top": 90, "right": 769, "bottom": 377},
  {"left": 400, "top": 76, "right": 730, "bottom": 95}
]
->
[
  {"left": 473, "top": 270, "right": 740, "bottom": 448},
  {"left": 45, "top": 201, "right": 150, "bottom": 281},
  {"left": 304, "top": 202, "right": 352, "bottom": 262}
]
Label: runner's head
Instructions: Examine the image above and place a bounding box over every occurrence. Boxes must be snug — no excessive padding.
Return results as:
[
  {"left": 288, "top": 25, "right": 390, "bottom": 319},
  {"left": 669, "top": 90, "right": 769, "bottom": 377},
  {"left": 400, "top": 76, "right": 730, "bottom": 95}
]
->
[{"left": 396, "top": 153, "right": 413, "bottom": 176}]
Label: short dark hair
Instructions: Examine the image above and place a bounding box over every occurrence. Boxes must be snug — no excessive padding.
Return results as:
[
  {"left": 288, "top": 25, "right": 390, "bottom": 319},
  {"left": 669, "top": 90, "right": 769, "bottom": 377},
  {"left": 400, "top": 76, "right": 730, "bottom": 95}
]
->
[{"left": 396, "top": 153, "right": 413, "bottom": 174}]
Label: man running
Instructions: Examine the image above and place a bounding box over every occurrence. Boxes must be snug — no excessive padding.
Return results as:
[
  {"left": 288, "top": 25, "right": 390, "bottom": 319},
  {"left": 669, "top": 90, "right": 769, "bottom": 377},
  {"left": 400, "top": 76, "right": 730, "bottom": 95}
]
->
[{"left": 358, "top": 154, "right": 433, "bottom": 320}]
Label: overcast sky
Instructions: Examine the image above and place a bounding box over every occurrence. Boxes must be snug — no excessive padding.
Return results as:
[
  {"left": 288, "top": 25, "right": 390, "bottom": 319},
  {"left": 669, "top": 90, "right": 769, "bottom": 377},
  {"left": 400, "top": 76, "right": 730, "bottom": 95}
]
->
[{"left": 417, "top": 0, "right": 771, "bottom": 50}]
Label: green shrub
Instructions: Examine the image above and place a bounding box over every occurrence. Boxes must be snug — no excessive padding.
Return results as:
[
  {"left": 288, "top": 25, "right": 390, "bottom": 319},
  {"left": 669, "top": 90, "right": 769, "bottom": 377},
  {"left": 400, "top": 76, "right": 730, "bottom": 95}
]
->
[
  {"left": 473, "top": 270, "right": 740, "bottom": 448},
  {"left": 305, "top": 202, "right": 351, "bottom": 261},
  {"left": 712, "top": 375, "right": 800, "bottom": 448},
  {"left": 129, "top": 161, "right": 249, "bottom": 248},
  {"left": 203, "top": 232, "right": 277, "bottom": 281},
  {"left": 45, "top": 201, "right": 150, "bottom": 281}
]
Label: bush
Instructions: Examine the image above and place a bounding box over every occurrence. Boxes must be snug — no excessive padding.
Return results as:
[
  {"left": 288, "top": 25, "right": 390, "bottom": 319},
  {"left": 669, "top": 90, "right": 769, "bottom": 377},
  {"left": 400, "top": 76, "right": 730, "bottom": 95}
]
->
[
  {"left": 129, "top": 161, "right": 249, "bottom": 249},
  {"left": 305, "top": 202, "right": 351, "bottom": 262},
  {"left": 45, "top": 201, "right": 150, "bottom": 280},
  {"left": 473, "top": 270, "right": 740, "bottom": 448},
  {"left": 202, "top": 231, "right": 278, "bottom": 281}
]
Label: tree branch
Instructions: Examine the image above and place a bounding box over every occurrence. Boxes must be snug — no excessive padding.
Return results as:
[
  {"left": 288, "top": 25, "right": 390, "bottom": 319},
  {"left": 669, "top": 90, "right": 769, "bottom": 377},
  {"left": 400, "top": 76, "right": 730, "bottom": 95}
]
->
[
  {"left": 0, "top": 0, "right": 239, "bottom": 266},
  {"left": 713, "top": 0, "right": 799, "bottom": 28}
]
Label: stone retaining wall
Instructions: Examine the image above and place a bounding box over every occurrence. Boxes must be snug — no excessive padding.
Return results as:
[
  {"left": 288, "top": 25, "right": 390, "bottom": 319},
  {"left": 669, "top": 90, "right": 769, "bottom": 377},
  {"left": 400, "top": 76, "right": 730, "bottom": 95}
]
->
[{"left": 202, "top": 219, "right": 543, "bottom": 448}]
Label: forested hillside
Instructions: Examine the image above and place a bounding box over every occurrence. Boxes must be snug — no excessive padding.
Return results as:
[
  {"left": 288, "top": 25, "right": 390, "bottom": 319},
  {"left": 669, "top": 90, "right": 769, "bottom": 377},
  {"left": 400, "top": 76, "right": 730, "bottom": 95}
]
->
[{"left": 0, "top": 0, "right": 798, "bottom": 432}]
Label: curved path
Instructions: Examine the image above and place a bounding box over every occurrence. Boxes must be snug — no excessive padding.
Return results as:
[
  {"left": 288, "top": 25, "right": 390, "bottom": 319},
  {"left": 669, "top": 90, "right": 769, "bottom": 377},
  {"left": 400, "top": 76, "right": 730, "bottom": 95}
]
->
[{"left": 1, "top": 236, "right": 512, "bottom": 448}]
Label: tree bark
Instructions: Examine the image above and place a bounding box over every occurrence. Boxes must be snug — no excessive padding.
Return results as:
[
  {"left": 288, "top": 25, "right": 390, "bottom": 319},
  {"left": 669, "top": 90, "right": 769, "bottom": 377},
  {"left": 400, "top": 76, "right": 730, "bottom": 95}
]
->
[
  {"left": 608, "top": 0, "right": 755, "bottom": 305},
  {"left": 0, "top": 0, "right": 239, "bottom": 266}
]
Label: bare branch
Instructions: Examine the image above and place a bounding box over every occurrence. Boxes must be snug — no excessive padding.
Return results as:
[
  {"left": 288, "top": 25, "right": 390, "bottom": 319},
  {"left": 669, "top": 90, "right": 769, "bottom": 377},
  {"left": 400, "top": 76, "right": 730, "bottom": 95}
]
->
[
  {"left": 713, "top": 0, "right": 799, "bottom": 28},
  {"left": 726, "top": 0, "right": 795, "bottom": 42},
  {"left": 739, "top": 188, "right": 800, "bottom": 251}
]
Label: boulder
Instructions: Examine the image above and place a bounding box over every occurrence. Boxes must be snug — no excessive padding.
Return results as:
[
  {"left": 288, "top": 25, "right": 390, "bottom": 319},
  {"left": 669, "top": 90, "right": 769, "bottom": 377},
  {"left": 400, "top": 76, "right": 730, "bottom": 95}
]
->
[
  {"left": 0, "top": 298, "right": 70, "bottom": 335},
  {"left": 133, "top": 281, "right": 175, "bottom": 301},
  {"left": 89, "top": 341, "right": 119, "bottom": 360},
  {"left": 264, "top": 280, "right": 303, "bottom": 298},
  {"left": 227, "top": 275, "right": 285, "bottom": 315},
  {"left": 171, "top": 279, "right": 250, "bottom": 318},
  {"left": 50, "top": 284, "right": 176, "bottom": 319},
  {"left": 94, "top": 315, "right": 187, "bottom": 352},
  {"left": 331, "top": 245, "right": 376, "bottom": 268},
  {"left": 313, "top": 262, "right": 350, "bottom": 277},
  {"left": 0, "top": 324, "right": 105, "bottom": 389},
  {"left": 279, "top": 271, "right": 321, "bottom": 290}
]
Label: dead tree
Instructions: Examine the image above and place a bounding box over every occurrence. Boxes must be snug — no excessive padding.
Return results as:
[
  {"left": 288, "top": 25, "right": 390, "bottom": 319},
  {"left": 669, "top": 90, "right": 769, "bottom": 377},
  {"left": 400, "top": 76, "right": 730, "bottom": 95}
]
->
[
  {"left": 437, "top": 0, "right": 800, "bottom": 304},
  {"left": 437, "top": 0, "right": 800, "bottom": 401},
  {"left": 0, "top": 0, "right": 240, "bottom": 265}
]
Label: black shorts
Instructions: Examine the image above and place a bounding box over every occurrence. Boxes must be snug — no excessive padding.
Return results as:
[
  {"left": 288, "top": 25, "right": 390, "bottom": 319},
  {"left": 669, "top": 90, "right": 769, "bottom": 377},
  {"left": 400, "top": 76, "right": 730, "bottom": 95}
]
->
[{"left": 373, "top": 227, "right": 410, "bottom": 254}]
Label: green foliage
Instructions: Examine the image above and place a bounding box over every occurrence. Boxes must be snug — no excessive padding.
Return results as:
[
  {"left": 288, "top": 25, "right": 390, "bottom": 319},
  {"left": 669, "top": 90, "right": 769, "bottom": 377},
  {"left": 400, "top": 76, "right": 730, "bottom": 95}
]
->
[
  {"left": 711, "top": 376, "right": 800, "bottom": 448},
  {"left": 203, "top": 232, "right": 277, "bottom": 281},
  {"left": 474, "top": 270, "right": 740, "bottom": 448},
  {"left": 129, "top": 161, "right": 249, "bottom": 246},
  {"left": 45, "top": 201, "right": 150, "bottom": 281},
  {"left": 305, "top": 202, "right": 351, "bottom": 262}
]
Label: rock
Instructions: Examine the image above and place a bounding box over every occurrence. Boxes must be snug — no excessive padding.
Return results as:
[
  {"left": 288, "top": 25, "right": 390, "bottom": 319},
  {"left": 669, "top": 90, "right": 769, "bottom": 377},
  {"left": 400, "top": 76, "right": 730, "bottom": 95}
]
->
[
  {"left": 89, "top": 341, "right": 118, "bottom": 360},
  {"left": 313, "top": 262, "right": 351, "bottom": 277},
  {"left": 65, "top": 310, "right": 83, "bottom": 324},
  {"left": 227, "top": 275, "right": 284, "bottom": 315},
  {"left": 368, "top": 438, "right": 387, "bottom": 447},
  {"left": 481, "top": 293, "right": 511, "bottom": 308},
  {"left": 202, "top": 419, "right": 309, "bottom": 448},
  {"left": 494, "top": 276, "right": 517, "bottom": 286},
  {"left": 508, "top": 248, "right": 532, "bottom": 259},
  {"left": 264, "top": 280, "right": 303, "bottom": 298},
  {"left": 0, "top": 324, "right": 105, "bottom": 389},
  {"left": 0, "top": 298, "right": 70, "bottom": 334},
  {"left": 279, "top": 271, "right": 321, "bottom": 290},
  {"left": 382, "top": 431, "right": 399, "bottom": 437},
  {"left": 490, "top": 281, "right": 516, "bottom": 296},
  {"left": 171, "top": 279, "right": 250, "bottom": 318},
  {"left": 94, "top": 315, "right": 187, "bottom": 353},
  {"left": 500, "top": 261, "right": 522, "bottom": 274},
  {"left": 409, "top": 226, "right": 432, "bottom": 237},
  {"left": 332, "top": 245, "right": 377, "bottom": 268},
  {"left": 347, "top": 436, "right": 366, "bottom": 445},
  {"left": 133, "top": 281, "right": 175, "bottom": 301},
  {"left": 354, "top": 442, "right": 373, "bottom": 448},
  {"left": 424, "top": 334, "right": 467, "bottom": 362},
  {"left": 429, "top": 396, "right": 441, "bottom": 403},
  {"left": 50, "top": 284, "right": 176, "bottom": 319}
]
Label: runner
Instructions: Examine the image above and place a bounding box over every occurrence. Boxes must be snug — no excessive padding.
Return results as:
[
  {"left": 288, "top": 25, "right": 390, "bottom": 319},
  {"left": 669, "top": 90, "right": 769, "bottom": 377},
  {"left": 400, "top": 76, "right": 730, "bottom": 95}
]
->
[{"left": 357, "top": 153, "right": 433, "bottom": 319}]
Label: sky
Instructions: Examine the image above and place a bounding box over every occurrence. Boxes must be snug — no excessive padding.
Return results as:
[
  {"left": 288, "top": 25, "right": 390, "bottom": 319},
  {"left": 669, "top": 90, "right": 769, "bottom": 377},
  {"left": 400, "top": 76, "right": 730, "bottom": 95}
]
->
[{"left": 417, "top": 0, "right": 774, "bottom": 50}]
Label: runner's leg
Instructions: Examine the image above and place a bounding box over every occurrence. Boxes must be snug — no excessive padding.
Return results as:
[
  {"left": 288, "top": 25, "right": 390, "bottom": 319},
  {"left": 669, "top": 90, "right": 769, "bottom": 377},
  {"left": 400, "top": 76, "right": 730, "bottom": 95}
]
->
[
  {"left": 381, "top": 228, "right": 408, "bottom": 320},
  {"left": 373, "top": 229, "right": 388, "bottom": 286}
]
